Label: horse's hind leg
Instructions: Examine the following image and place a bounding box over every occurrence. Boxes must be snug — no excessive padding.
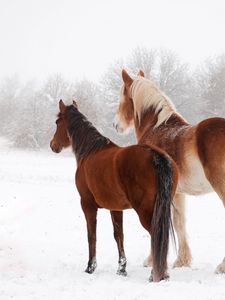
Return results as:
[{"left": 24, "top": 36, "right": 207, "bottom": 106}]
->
[
  {"left": 136, "top": 209, "right": 169, "bottom": 281},
  {"left": 136, "top": 210, "right": 154, "bottom": 271},
  {"left": 81, "top": 200, "right": 98, "bottom": 274},
  {"left": 204, "top": 173, "right": 225, "bottom": 274},
  {"left": 110, "top": 211, "right": 127, "bottom": 276},
  {"left": 214, "top": 187, "right": 225, "bottom": 273},
  {"left": 172, "top": 193, "right": 192, "bottom": 267},
  {"left": 143, "top": 243, "right": 153, "bottom": 267},
  {"left": 196, "top": 122, "right": 225, "bottom": 273},
  {"left": 207, "top": 185, "right": 225, "bottom": 274}
]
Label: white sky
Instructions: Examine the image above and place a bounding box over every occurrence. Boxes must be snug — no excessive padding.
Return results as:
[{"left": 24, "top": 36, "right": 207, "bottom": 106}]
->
[{"left": 0, "top": 0, "right": 225, "bottom": 83}]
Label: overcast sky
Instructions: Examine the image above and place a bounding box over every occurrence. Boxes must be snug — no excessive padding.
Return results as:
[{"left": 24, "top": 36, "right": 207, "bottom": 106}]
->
[{"left": 0, "top": 0, "right": 225, "bottom": 83}]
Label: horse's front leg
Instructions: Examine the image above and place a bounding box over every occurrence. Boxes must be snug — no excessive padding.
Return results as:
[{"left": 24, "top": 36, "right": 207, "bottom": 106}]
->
[
  {"left": 110, "top": 211, "right": 127, "bottom": 276},
  {"left": 81, "top": 200, "right": 98, "bottom": 274},
  {"left": 172, "top": 193, "right": 192, "bottom": 268}
]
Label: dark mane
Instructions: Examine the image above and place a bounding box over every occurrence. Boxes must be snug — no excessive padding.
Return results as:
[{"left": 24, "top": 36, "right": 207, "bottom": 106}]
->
[{"left": 65, "top": 105, "right": 111, "bottom": 161}]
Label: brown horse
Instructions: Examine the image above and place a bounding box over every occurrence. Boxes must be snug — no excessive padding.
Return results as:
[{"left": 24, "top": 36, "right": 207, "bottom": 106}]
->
[
  {"left": 50, "top": 99, "right": 178, "bottom": 282},
  {"left": 114, "top": 68, "right": 225, "bottom": 273}
]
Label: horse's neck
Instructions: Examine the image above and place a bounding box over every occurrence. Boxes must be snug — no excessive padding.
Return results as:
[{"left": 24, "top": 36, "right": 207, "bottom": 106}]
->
[
  {"left": 67, "top": 110, "right": 110, "bottom": 162},
  {"left": 135, "top": 110, "right": 189, "bottom": 146},
  {"left": 134, "top": 109, "right": 157, "bottom": 141}
]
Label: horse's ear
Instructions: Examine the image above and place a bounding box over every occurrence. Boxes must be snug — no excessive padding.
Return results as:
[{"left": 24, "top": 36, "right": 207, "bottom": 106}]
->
[
  {"left": 59, "top": 99, "right": 66, "bottom": 113},
  {"left": 138, "top": 70, "right": 145, "bottom": 77},
  {"left": 122, "top": 69, "right": 133, "bottom": 87},
  {"left": 73, "top": 100, "right": 78, "bottom": 108}
]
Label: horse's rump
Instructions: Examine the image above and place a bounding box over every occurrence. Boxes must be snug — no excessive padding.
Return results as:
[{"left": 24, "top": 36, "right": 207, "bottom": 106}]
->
[{"left": 196, "top": 117, "right": 225, "bottom": 166}]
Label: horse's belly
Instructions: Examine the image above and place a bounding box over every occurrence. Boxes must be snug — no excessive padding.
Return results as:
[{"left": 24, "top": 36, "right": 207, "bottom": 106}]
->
[
  {"left": 92, "top": 190, "right": 132, "bottom": 210},
  {"left": 178, "top": 156, "right": 213, "bottom": 195}
]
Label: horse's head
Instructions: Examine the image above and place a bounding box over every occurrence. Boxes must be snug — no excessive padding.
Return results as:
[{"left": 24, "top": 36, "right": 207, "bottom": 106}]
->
[
  {"left": 113, "top": 69, "right": 144, "bottom": 133},
  {"left": 50, "top": 100, "right": 77, "bottom": 153}
]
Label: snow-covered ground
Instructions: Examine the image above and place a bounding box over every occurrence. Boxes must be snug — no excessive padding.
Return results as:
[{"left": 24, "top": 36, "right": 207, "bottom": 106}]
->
[{"left": 1, "top": 147, "right": 225, "bottom": 300}]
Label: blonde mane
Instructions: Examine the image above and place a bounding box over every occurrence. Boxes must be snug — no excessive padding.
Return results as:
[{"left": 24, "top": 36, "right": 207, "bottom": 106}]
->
[{"left": 130, "top": 77, "right": 177, "bottom": 127}]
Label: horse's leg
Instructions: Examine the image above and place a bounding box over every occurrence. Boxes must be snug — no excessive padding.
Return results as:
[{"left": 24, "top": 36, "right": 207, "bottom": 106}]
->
[
  {"left": 204, "top": 175, "right": 225, "bottom": 273},
  {"left": 195, "top": 121, "right": 225, "bottom": 273},
  {"left": 136, "top": 210, "right": 154, "bottom": 274},
  {"left": 143, "top": 242, "right": 153, "bottom": 267},
  {"left": 110, "top": 211, "right": 127, "bottom": 276},
  {"left": 215, "top": 189, "right": 225, "bottom": 273},
  {"left": 172, "top": 193, "right": 192, "bottom": 268},
  {"left": 136, "top": 209, "right": 169, "bottom": 281},
  {"left": 81, "top": 201, "right": 98, "bottom": 274}
]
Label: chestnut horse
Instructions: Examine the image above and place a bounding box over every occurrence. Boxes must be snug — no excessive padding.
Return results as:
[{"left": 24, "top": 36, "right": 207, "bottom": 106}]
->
[
  {"left": 50, "top": 100, "right": 178, "bottom": 282},
  {"left": 114, "top": 68, "right": 225, "bottom": 273}
]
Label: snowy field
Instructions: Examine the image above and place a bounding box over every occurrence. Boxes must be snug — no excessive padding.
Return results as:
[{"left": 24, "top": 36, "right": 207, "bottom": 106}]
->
[{"left": 1, "top": 146, "right": 225, "bottom": 300}]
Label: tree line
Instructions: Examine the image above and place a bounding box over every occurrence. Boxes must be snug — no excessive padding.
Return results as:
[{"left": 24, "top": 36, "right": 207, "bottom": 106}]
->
[{"left": 0, "top": 47, "right": 225, "bottom": 149}]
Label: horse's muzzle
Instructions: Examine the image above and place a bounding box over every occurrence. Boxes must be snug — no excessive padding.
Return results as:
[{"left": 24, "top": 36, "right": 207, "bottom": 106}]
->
[
  {"left": 50, "top": 141, "right": 62, "bottom": 153},
  {"left": 113, "top": 114, "right": 126, "bottom": 134},
  {"left": 113, "top": 121, "right": 118, "bottom": 131}
]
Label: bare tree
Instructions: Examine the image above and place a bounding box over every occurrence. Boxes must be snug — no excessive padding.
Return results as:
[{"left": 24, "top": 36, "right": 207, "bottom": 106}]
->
[
  {"left": 101, "top": 59, "right": 124, "bottom": 101},
  {"left": 128, "top": 47, "right": 156, "bottom": 78},
  {"left": 194, "top": 54, "right": 225, "bottom": 119},
  {"left": 154, "top": 49, "right": 195, "bottom": 121},
  {"left": 42, "top": 73, "right": 71, "bottom": 103},
  {"left": 2, "top": 49, "right": 225, "bottom": 150},
  {"left": 70, "top": 79, "right": 100, "bottom": 127},
  {"left": 0, "top": 75, "right": 21, "bottom": 135}
]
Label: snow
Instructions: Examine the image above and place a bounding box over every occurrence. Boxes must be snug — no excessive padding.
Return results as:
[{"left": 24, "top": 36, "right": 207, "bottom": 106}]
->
[{"left": 1, "top": 148, "right": 225, "bottom": 299}]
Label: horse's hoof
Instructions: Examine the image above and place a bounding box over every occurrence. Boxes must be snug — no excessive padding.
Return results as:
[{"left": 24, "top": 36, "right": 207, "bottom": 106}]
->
[
  {"left": 85, "top": 266, "right": 95, "bottom": 274},
  {"left": 85, "top": 261, "right": 97, "bottom": 274},
  {"left": 162, "top": 273, "right": 170, "bottom": 281},
  {"left": 173, "top": 257, "right": 191, "bottom": 268},
  {"left": 117, "top": 257, "right": 127, "bottom": 276},
  {"left": 117, "top": 269, "right": 127, "bottom": 276},
  {"left": 215, "top": 258, "right": 225, "bottom": 274},
  {"left": 149, "top": 273, "right": 169, "bottom": 282}
]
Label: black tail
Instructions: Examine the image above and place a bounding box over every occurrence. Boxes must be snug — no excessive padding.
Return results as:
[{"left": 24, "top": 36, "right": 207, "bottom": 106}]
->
[{"left": 151, "top": 151, "right": 175, "bottom": 282}]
